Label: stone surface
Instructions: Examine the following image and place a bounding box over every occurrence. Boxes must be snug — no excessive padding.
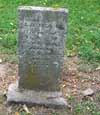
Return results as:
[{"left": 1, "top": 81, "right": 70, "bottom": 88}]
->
[
  {"left": 7, "top": 83, "right": 68, "bottom": 108},
  {"left": 7, "top": 6, "right": 68, "bottom": 108},
  {"left": 82, "top": 88, "right": 94, "bottom": 96},
  {"left": 18, "top": 6, "right": 68, "bottom": 90}
]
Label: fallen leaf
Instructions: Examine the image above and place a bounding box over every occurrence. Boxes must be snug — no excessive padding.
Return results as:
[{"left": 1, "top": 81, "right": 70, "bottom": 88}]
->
[
  {"left": 72, "top": 89, "right": 77, "bottom": 95},
  {"left": 96, "top": 67, "right": 100, "bottom": 70},
  {"left": 23, "top": 104, "right": 31, "bottom": 114},
  {"left": 65, "top": 93, "right": 71, "bottom": 98},
  {"left": 15, "top": 112, "right": 19, "bottom": 115},
  {"left": 0, "top": 59, "right": 2, "bottom": 63},
  {"left": 73, "top": 84, "right": 77, "bottom": 88},
  {"left": 86, "top": 106, "right": 90, "bottom": 110},
  {"left": 62, "top": 84, "right": 66, "bottom": 88}
]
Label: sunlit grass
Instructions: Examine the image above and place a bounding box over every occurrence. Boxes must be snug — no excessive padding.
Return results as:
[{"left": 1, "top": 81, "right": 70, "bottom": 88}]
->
[{"left": 0, "top": 0, "right": 100, "bottom": 61}]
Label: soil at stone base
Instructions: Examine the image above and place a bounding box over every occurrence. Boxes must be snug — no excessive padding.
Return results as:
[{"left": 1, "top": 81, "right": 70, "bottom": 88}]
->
[{"left": 0, "top": 55, "right": 100, "bottom": 115}]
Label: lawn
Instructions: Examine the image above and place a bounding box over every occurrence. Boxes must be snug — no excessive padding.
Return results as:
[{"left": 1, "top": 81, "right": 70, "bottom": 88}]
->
[{"left": 0, "top": 0, "right": 100, "bottom": 61}]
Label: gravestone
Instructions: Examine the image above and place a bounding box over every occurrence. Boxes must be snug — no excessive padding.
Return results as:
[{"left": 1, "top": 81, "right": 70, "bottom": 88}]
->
[{"left": 7, "top": 6, "right": 68, "bottom": 108}]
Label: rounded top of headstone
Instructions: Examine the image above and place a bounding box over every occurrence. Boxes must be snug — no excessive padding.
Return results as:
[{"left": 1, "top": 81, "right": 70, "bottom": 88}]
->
[{"left": 18, "top": 6, "right": 68, "bottom": 13}]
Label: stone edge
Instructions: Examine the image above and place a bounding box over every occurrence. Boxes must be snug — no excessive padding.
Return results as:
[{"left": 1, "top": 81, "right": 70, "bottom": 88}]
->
[
  {"left": 18, "top": 6, "right": 68, "bottom": 13},
  {"left": 7, "top": 83, "right": 68, "bottom": 108}
]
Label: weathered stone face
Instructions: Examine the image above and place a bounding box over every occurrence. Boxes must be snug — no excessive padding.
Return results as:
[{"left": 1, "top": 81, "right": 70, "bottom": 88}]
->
[{"left": 18, "top": 6, "right": 68, "bottom": 91}]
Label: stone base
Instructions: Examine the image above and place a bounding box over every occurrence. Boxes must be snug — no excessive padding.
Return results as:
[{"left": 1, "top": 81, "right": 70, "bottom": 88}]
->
[{"left": 7, "top": 83, "right": 68, "bottom": 108}]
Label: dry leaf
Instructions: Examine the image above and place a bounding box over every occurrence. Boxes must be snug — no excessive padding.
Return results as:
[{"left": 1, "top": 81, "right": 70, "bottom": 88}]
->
[
  {"left": 62, "top": 84, "right": 66, "bottom": 88},
  {"left": 65, "top": 93, "right": 69, "bottom": 97},
  {"left": 23, "top": 104, "right": 31, "bottom": 114},
  {"left": 15, "top": 112, "right": 19, "bottom": 115},
  {"left": 73, "top": 84, "right": 77, "bottom": 88},
  {"left": 0, "top": 59, "right": 2, "bottom": 63},
  {"left": 72, "top": 89, "right": 77, "bottom": 95},
  {"left": 96, "top": 67, "right": 100, "bottom": 70}
]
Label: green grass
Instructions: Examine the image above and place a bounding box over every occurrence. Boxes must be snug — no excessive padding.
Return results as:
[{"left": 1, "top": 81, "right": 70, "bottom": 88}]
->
[
  {"left": 0, "top": 0, "right": 100, "bottom": 61},
  {"left": 73, "top": 100, "right": 100, "bottom": 115},
  {"left": 15, "top": 96, "right": 100, "bottom": 115},
  {"left": 67, "top": 94, "right": 100, "bottom": 115}
]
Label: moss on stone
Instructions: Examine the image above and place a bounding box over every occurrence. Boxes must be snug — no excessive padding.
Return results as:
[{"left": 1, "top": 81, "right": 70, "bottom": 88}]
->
[{"left": 21, "top": 64, "right": 40, "bottom": 89}]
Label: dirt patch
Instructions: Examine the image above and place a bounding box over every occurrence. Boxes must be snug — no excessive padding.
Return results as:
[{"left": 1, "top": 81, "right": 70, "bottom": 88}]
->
[
  {"left": 0, "top": 63, "right": 17, "bottom": 92},
  {"left": 62, "top": 56, "right": 100, "bottom": 97},
  {"left": 0, "top": 56, "right": 100, "bottom": 115}
]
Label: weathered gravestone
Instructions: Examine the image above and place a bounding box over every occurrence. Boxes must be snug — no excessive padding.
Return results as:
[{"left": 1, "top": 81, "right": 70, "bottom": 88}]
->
[{"left": 7, "top": 6, "right": 68, "bottom": 108}]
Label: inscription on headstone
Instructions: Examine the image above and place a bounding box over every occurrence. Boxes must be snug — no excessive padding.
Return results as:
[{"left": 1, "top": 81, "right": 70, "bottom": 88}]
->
[
  {"left": 18, "top": 6, "right": 67, "bottom": 91},
  {"left": 7, "top": 6, "right": 68, "bottom": 108}
]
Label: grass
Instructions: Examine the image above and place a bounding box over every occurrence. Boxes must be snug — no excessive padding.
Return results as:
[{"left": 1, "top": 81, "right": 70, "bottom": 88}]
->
[
  {"left": 0, "top": 0, "right": 100, "bottom": 61},
  {"left": 67, "top": 93, "right": 100, "bottom": 115},
  {"left": 0, "top": 1, "right": 100, "bottom": 114},
  {"left": 73, "top": 99, "right": 100, "bottom": 115},
  {"left": 14, "top": 94, "right": 100, "bottom": 115}
]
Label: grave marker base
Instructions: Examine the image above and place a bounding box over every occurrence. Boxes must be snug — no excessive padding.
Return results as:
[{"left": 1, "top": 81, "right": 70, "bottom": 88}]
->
[{"left": 7, "top": 83, "right": 68, "bottom": 108}]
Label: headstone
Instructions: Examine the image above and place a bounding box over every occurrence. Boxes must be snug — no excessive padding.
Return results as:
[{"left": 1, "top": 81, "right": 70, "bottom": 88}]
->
[{"left": 7, "top": 6, "right": 68, "bottom": 108}]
